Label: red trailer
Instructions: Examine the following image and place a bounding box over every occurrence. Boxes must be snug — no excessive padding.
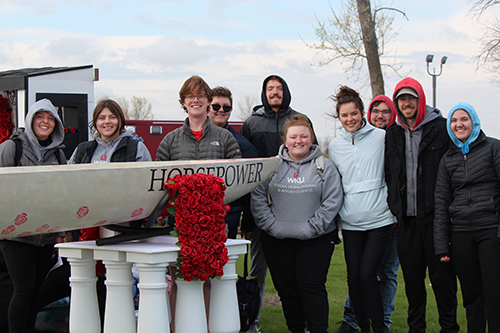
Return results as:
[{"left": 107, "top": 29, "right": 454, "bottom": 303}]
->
[{"left": 125, "top": 119, "right": 243, "bottom": 156}]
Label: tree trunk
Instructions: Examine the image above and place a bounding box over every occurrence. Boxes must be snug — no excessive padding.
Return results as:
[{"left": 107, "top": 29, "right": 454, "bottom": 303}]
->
[{"left": 356, "top": 0, "right": 385, "bottom": 97}]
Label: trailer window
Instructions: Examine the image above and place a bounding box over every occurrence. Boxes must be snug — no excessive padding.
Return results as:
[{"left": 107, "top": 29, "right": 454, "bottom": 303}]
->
[
  {"left": 150, "top": 126, "right": 163, "bottom": 135},
  {"left": 125, "top": 125, "right": 137, "bottom": 135}
]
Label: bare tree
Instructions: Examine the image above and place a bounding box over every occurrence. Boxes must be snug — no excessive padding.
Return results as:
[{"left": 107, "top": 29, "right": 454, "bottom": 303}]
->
[
  {"left": 117, "top": 96, "right": 154, "bottom": 120},
  {"left": 304, "top": 0, "right": 408, "bottom": 97},
  {"left": 469, "top": 0, "right": 500, "bottom": 15},
  {"left": 469, "top": 1, "right": 500, "bottom": 82},
  {"left": 236, "top": 95, "right": 258, "bottom": 121}
]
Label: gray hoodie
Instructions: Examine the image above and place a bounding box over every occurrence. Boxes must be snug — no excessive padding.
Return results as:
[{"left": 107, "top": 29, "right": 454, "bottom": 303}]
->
[
  {"left": 0, "top": 98, "right": 66, "bottom": 246},
  {"left": 397, "top": 106, "right": 441, "bottom": 216},
  {"left": 0, "top": 99, "right": 66, "bottom": 167},
  {"left": 251, "top": 144, "right": 343, "bottom": 240}
]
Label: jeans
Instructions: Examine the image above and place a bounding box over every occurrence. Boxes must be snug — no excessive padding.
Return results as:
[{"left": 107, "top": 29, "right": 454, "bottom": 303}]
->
[{"left": 343, "top": 230, "right": 399, "bottom": 328}]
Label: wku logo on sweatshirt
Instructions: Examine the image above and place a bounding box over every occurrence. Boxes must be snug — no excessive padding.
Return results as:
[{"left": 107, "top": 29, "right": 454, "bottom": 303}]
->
[{"left": 287, "top": 171, "right": 305, "bottom": 184}]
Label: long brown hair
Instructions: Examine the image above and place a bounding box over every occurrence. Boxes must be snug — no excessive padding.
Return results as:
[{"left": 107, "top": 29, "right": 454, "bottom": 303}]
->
[{"left": 90, "top": 99, "right": 125, "bottom": 136}]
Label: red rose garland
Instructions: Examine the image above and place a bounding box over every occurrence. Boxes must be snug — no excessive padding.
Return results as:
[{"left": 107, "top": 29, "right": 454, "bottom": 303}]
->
[
  {"left": 166, "top": 173, "right": 230, "bottom": 281},
  {"left": 0, "top": 95, "right": 14, "bottom": 144}
]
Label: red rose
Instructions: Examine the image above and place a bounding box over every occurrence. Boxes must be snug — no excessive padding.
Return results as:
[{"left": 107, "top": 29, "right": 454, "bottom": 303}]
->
[
  {"left": 14, "top": 213, "right": 28, "bottom": 225},
  {"left": 131, "top": 208, "right": 144, "bottom": 217},
  {"left": 1, "top": 225, "right": 15, "bottom": 235},
  {"left": 76, "top": 206, "right": 89, "bottom": 219},
  {"left": 36, "top": 224, "right": 50, "bottom": 232}
]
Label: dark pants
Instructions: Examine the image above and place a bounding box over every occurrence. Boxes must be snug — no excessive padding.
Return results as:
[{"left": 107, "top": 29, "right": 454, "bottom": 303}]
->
[
  {"left": 451, "top": 228, "right": 500, "bottom": 333},
  {"left": 225, "top": 205, "right": 242, "bottom": 239},
  {"left": 261, "top": 230, "right": 336, "bottom": 333},
  {"left": 0, "top": 240, "right": 54, "bottom": 333},
  {"left": 398, "top": 216, "right": 459, "bottom": 333},
  {"left": 343, "top": 224, "right": 393, "bottom": 333}
]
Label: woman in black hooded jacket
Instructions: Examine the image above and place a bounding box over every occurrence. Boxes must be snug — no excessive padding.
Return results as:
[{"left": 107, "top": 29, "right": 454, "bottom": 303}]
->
[{"left": 434, "top": 102, "right": 500, "bottom": 333}]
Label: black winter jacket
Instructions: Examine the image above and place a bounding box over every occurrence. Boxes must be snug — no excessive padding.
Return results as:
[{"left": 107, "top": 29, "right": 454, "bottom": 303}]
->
[
  {"left": 434, "top": 131, "right": 500, "bottom": 256},
  {"left": 385, "top": 116, "right": 451, "bottom": 224}
]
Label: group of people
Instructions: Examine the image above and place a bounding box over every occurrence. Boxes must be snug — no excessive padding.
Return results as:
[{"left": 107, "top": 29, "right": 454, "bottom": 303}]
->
[
  {"left": 0, "top": 72, "right": 499, "bottom": 333},
  {"left": 242, "top": 75, "right": 500, "bottom": 333}
]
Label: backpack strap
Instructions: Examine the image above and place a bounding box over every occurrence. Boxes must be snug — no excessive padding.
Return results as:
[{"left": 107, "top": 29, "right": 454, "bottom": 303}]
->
[
  {"left": 267, "top": 170, "right": 276, "bottom": 205},
  {"left": 315, "top": 156, "right": 324, "bottom": 179},
  {"left": 124, "top": 137, "right": 139, "bottom": 162},
  {"left": 11, "top": 137, "right": 23, "bottom": 166}
]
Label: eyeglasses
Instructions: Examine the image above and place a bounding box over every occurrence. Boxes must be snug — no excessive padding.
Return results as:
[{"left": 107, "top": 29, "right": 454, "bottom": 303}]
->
[
  {"left": 371, "top": 109, "right": 391, "bottom": 116},
  {"left": 211, "top": 104, "right": 232, "bottom": 113},
  {"left": 185, "top": 94, "right": 207, "bottom": 102}
]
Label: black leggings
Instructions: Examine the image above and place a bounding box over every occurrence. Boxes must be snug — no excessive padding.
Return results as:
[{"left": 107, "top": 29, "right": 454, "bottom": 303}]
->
[
  {"left": 0, "top": 240, "right": 54, "bottom": 333},
  {"left": 343, "top": 225, "right": 393, "bottom": 333}
]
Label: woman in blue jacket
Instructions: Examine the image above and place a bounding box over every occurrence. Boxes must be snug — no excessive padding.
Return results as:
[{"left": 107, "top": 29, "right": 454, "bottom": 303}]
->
[
  {"left": 434, "top": 102, "right": 500, "bottom": 332},
  {"left": 328, "top": 86, "right": 396, "bottom": 333}
]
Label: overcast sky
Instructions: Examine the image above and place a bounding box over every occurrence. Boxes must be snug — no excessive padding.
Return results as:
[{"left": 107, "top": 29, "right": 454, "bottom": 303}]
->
[{"left": 1, "top": 0, "right": 500, "bottom": 141}]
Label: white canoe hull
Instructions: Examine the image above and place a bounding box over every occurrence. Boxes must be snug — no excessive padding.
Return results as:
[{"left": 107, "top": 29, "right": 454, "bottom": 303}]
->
[{"left": 0, "top": 157, "right": 279, "bottom": 239}]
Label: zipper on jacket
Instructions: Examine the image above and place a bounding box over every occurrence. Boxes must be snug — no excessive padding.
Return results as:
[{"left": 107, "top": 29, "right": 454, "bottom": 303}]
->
[{"left": 464, "top": 154, "right": 473, "bottom": 229}]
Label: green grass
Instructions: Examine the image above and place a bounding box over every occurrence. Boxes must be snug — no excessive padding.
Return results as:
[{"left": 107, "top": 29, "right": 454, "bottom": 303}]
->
[{"left": 237, "top": 243, "right": 467, "bottom": 333}]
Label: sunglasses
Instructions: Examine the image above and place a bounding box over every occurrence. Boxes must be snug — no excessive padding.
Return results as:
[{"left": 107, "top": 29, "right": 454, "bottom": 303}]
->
[{"left": 211, "top": 104, "right": 232, "bottom": 113}]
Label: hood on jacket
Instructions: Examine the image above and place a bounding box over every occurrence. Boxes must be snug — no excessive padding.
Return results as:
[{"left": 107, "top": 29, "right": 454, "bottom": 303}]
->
[
  {"left": 367, "top": 95, "right": 396, "bottom": 129},
  {"left": 256, "top": 75, "right": 292, "bottom": 114},
  {"left": 25, "top": 98, "right": 65, "bottom": 149},
  {"left": 447, "top": 102, "right": 481, "bottom": 155},
  {"left": 392, "top": 77, "right": 427, "bottom": 131},
  {"left": 278, "top": 142, "right": 322, "bottom": 170}
]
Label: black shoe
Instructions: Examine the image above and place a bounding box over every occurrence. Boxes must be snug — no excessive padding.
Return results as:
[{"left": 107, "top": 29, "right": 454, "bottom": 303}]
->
[
  {"left": 382, "top": 326, "right": 390, "bottom": 333},
  {"left": 334, "top": 321, "right": 360, "bottom": 333}
]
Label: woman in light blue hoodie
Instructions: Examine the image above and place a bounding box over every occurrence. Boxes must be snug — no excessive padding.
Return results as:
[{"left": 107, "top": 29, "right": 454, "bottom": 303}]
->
[
  {"left": 329, "top": 86, "right": 396, "bottom": 333},
  {"left": 252, "top": 115, "right": 343, "bottom": 333}
]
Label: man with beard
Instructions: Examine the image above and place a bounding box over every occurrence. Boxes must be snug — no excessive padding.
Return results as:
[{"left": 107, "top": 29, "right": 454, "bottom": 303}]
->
[
  {"left": 240, "top": 75, "right": 317, "bottom": 333},
  {"left": 384, "top": 78, "right": 459, "bottom": 333}
]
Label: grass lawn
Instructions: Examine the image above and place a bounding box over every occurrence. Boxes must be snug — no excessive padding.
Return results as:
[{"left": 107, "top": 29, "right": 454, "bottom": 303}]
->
[{"left": 237, "top": 242, "right": 467, "bottom": 333}]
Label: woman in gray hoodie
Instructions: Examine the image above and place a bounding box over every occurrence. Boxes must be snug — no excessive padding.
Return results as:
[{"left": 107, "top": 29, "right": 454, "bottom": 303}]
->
[
  {"left": 251, "top": 115, "right": 343, "bottom": 333},
  {"left": 0, "top": 98, "right": 67, "bottom": 333}
]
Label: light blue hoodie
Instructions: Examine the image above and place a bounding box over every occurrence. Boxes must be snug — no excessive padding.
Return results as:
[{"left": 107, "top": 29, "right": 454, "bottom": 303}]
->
[
  {"left": 329, "top": 121, "right": 396, "bottom": 231},
  {"left": 447, "top": 102, "right": 481, "bottom": 155}
]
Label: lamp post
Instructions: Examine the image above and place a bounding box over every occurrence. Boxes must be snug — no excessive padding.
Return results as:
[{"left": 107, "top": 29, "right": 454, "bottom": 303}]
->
[{"left": 426, "top": 54, "right": 447, "bottom": 108}]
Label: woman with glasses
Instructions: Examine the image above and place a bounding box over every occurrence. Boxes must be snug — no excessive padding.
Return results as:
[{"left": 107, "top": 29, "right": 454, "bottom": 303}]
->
[{"left": 156, "top": 75, "right": 241, "bottom": 332}]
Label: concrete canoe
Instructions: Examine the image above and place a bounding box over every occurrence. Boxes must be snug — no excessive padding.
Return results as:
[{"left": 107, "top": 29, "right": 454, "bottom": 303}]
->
[{"left": 0, "top": 157, "right": 279, "bottom": 239}]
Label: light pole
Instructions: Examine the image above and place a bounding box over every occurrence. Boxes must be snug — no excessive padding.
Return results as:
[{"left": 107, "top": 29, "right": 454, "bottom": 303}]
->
[{"left": 426, "top": 54, "right": 447, "bottom": 108}]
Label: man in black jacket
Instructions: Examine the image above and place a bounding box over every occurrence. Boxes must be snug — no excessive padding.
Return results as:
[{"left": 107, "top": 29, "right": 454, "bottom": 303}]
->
[
  {"left": 240, "top": 75, "right": 316, "bottom": 333},
  {"left": 385, "top": 77, "right": 459, "bottom": 333}
]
